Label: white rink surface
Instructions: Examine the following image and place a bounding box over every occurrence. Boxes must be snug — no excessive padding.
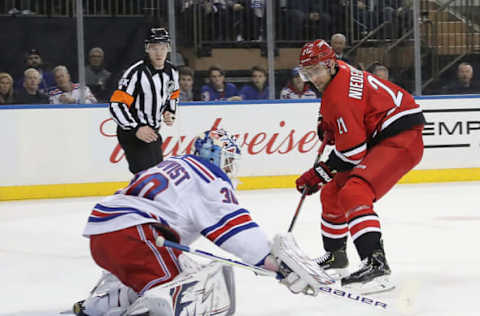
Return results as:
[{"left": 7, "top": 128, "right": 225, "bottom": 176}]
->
[{"left": 1, "top": 182, "right": 479, "bottom": 316}]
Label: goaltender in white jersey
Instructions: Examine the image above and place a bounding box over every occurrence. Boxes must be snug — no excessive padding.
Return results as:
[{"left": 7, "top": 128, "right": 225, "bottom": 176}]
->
[
  {"left": 83, "top": 153, "right": 271, "bottom": 268},
  {"left": 75, "top": 128, "right": 332, "bottom": 316}
]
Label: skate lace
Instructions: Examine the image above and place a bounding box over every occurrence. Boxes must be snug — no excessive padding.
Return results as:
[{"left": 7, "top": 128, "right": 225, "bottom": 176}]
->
[{"left": 314, "top": 252, "right": 332, "bottom": 265}]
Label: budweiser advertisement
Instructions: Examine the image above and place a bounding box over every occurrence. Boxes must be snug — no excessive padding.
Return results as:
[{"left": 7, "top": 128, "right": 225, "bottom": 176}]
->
[{"left": 0, "top": 98, "right": 479, "bottom": 187}]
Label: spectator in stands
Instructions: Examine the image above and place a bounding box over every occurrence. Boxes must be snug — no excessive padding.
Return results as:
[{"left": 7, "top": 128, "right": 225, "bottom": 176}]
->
[
  {"left": 15, "top": 68, "right": 49, "bottom": 104},
  {"left": 0, "top": 72, "right": 16, "bottom": 105},
  {"left": 228, "top": 0, "right": 264, "bottom": 42},
  {"left": 250, "top": 0, "right": 265, "bottom": 41},
  {"left": 330, "top": 33, "right": 350, "bottom": 64},
  {"left": 179, "top": 66, "right": 199, "bottom": 102},
  {"left": 200, "top": 65, "right": 241, "bottom": 101},
  {"left": 85, "top": 47, "right": 112, "bottom": 103},
  {"left": 281, "top": 0, "right": 332, "bottom": 40},
  {"left": 441, "top": 62, "right": 480, "bottom": 94},
  {"left": 395, "top": 0, "right": 414, "bottom": 37},
  {"left": 16, "top": 49, "right": 55, "bottom": 94},
  {"left": 350, "top": 0, "right": 374, "bottom": 35},
  {"left": 280, "top": 66, "right": 318, "bottom": 99},
  {"left": 372, "top": 63, "right": 390, "bottom": 81},
  {"left": 49, "top": 65, "right": 97, "bottom": 104},
  {"left": 200, "top": 0, "right": 228, "bottom": 41},
  {"left": 239, "top": 65, "right": 269, "bottom": 100},
  {"left": 230, "top": 0, "right": 246, "bottom": 41}
]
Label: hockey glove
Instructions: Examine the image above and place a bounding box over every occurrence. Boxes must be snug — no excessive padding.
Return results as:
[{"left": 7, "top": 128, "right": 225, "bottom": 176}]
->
[
  {"left": 295, "top": 162, "right": 334, "bottom": 195},
  {"left": 271, "top": 233, "right": 334, "bottom": 296},
  {"left": 317, "top": 115, "right": 334, "bottom": 145}
]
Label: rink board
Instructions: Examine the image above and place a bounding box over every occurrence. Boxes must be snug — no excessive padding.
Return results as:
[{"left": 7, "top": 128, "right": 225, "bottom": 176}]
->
[{"left": 0, "top": 96, "right": 479, "bottom": 200}]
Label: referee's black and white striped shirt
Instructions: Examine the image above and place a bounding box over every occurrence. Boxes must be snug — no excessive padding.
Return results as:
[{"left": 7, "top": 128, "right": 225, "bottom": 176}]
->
[{"left": 109, "top": 58, "right": 180, "bottom": 131}]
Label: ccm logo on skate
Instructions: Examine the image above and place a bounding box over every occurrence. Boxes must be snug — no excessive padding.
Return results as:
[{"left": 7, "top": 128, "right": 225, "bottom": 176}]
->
[{"left": 318, "top": 286, "right": 387, "bottom": 309}]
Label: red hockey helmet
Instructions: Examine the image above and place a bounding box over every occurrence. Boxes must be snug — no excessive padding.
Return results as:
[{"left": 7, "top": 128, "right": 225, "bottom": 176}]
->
[{"left": 299, "top": 39, "right": 336, "bottom": 68}]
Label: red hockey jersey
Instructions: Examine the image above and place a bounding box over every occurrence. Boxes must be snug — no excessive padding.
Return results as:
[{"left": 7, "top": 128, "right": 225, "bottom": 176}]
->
[{"left": 321, "top": 61, "right": 425, "bottom": 171}]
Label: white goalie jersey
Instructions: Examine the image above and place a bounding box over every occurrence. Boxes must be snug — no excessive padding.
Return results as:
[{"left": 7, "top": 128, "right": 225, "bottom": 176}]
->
[{"left": 83, "top": 154, "right": 271, "bottom": 266}]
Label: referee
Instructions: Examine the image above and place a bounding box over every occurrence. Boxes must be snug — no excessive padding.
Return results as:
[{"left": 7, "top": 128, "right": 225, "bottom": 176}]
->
[{"left": 109, "top": 27, "right": 180, "bottom": 174}]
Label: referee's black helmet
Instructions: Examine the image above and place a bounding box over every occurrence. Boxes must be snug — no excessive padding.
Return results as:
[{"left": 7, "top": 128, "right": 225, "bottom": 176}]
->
[{"left": 145, "top": 27, "right": 170, "bottom": 45}]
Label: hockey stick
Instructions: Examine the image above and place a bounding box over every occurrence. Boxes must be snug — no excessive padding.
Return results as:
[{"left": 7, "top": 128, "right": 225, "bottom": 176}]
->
[
  {"left": 156, "top": 236, "right": 392, "bottom": 312},
  {"left": 288, "top": 138, "right": 328, "bottom": 232},
  {"left": 155, "top": 236, "right": 277, "bottom": 277}
]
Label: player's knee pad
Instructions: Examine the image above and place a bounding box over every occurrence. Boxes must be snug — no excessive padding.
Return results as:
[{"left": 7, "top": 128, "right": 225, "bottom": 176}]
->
[
  {"left": 171, "top": 261, "right": 236, "bottom": 316},
  {"left": 82, "top": 271, "right": 139, "bottom": 316},
  {"left": 338, "top": 176, "right": 375, "bottom": 214}
]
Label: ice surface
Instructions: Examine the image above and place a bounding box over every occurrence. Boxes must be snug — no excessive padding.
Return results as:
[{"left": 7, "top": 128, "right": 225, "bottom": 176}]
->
[{"left": 1, "top": 182, "right": 479, "bottom": 316}]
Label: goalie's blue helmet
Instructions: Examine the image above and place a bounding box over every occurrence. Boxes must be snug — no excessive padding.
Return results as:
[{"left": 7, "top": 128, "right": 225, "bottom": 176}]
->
[{"left": 194, "top": 129, "right": 241, "bottom": 178}]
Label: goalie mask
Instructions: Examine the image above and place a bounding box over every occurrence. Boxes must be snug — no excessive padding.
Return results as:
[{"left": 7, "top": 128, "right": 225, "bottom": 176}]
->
[{"left": 194, "top": 129, "right": 241, "bottom": 178}]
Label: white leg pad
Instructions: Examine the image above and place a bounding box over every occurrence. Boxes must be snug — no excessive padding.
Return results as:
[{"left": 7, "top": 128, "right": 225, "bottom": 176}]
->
[
  {"left": 172, "top": 261, "right": 235, "bottom": 316},
  {"left": 124, "top": 296, "right": 174, "bottom": 316},
  {"left": 82, "top": 271, "right": 138, "bottom": 316}
]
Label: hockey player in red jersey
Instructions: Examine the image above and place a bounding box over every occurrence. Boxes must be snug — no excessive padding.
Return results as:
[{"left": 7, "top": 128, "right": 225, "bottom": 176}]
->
[{"left": 295, "top": 39, "right": 425, "bottom": 294}]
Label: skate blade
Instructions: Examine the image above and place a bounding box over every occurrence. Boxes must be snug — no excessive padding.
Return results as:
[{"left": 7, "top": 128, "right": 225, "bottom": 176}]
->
[
  {"left": 343, "top": 275, "right": 395, "bottom": 295},
  {"left": 325, "top": 268, "right": 350, "bottom": 281}
]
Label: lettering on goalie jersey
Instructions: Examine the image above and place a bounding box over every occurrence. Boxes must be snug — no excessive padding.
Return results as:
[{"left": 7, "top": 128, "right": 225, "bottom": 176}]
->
[{"left": 124, "top": 161, "right": 191, "bottom": 201}]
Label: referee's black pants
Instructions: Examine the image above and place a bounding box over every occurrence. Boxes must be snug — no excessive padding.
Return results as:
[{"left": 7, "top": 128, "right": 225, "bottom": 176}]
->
[{"left": 117, "top": 126, "right": 164, "bottom": 174}]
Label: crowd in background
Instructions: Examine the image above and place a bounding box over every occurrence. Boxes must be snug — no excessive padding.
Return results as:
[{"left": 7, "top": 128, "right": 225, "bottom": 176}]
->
[
  {"left": 1, "top": 0, "right": 480, "bottom": 106},
  {"left": 1, "top": 32, "right": 479, "bottom": 106},
  {"left": 0, "top": 48, "right": 107, "bottom": 105}
]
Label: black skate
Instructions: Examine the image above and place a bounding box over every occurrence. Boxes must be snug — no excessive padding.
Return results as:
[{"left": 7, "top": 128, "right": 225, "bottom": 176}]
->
[
  {"left": 72, "top": 300, "right": 87, "bottom": 316},
  {"left": 341, "top": 248, "right": 395, "bottom": 294},
  {"left": 315, "top": 248, "right": 349, "bottom": 280}
]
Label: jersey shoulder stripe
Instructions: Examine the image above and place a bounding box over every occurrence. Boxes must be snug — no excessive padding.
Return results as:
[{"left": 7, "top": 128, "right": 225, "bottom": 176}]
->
[
  {"left": 173, "top": 155, "right": 232, "bottom": 186},
  {"left": 172, "top": 156, "right": 212, "bottom": 183},
  {"left": 88, "top": 203, "right": 165, "bottom": 224},
  {"left": 200, "top": 208, "right": 258, "bottom": 246},
  {"left": 184, "top": 156, "right": 215, "bottom": 181}
]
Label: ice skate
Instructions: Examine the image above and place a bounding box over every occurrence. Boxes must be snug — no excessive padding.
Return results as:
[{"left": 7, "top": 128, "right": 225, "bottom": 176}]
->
[
  {"left": 314, "top": 247, "right": 349, "bottom": 280},
  {"left": 341, "top": 248, "right": 395, "bottom": 295}
]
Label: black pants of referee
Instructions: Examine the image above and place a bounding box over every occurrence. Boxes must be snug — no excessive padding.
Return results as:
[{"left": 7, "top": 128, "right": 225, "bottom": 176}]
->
[{"left": 117, "top": 126, "right": 163, "bottom": 174}]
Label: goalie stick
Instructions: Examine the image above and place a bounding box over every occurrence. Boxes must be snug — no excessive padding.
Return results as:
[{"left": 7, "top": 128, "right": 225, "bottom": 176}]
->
[
  {"left": 155, "top": 236, "right": 277, "bottom": 277},
  {"left": 156, "top": 236, "right": 393, "bottom": 312},
  {"left": 288, "top": 137, "right": 328, "bottom": 232}
]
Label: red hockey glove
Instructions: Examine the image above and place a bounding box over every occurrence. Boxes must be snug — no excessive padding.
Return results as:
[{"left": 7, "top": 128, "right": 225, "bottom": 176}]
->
[
  {"left": 317, "top": 116, "right": 334, "bottom": 145},
  {"left": 295, "top": 162, "right": 334, "bottom": 195}
]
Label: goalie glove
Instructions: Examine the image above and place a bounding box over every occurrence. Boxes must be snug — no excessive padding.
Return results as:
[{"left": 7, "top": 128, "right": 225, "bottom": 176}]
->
[
  {"left": 271, "top": 233, "right": 334, "bottom": 296},
  {"left": 295, "top": 162, "right": 335, "bottom": 195}
]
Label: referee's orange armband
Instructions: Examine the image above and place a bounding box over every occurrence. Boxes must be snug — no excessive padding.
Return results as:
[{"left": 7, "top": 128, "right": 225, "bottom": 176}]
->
[
  {"left": 110, "top": 90, "right": 134, "bottom": 107},
  {"left": 170, "top": 89, "right": 180, "bottom": 100}
]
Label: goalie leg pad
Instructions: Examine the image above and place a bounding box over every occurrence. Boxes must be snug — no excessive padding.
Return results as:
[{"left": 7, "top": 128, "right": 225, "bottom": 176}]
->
[
  {"left": 171, "top": 261, "right": 236, "bottom": 316},
  {"left": 271, "top": 233, "right": 334, "bottom": 296},
  {"left": 80, "top": 271, "right": 139, "bottom": 316},
  {"left": 124, "top": 295, "right": 174, "bottom": 316}
]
